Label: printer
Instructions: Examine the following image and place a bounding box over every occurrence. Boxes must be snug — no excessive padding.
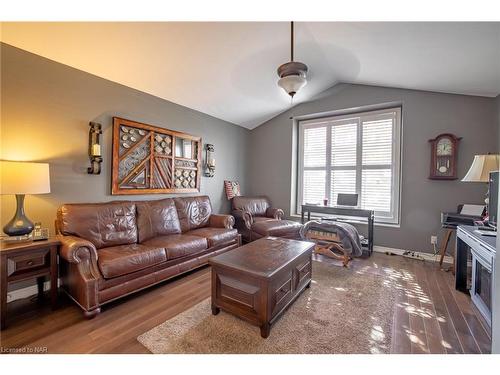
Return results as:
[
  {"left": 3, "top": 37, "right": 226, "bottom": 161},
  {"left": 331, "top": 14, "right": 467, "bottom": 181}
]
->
[{"left": 441, "top": 204, "right": 486, "bottom": 228}]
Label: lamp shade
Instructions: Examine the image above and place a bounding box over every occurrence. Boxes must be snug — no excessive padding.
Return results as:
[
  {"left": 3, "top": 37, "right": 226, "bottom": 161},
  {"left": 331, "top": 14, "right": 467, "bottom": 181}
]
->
[
  {"left": 0, "top": 161, "right": 51, "bottom": 195},
  {"left": 461, "top": 154, "right": 500, "bottom": 182},
  {"left": 277, "top": 75, "right": 307, "bottom": 97}
]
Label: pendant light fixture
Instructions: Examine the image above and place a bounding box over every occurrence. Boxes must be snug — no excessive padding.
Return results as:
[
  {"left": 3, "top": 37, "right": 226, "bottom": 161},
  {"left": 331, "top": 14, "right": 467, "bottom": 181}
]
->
[{"left": 277, "top": 21, "right": 308, "bottom": 98}]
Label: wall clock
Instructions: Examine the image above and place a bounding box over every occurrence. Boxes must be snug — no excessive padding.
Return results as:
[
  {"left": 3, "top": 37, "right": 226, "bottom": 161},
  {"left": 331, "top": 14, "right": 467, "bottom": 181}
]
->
[{"left": 428, "top": 133, "right": 462, "bottom": 180}]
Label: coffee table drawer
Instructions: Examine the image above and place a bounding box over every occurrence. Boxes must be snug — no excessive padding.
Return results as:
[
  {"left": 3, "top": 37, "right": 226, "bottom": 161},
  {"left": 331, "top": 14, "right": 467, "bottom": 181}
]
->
[
  {"left": 294, "top": 258, "right": 312, "bottom": 290},
  {"left": 216, "top": 273, "right": 261, "bottom": 316},
  {"left": 270, "top": 273, "right": 294, "bottom": 317}
]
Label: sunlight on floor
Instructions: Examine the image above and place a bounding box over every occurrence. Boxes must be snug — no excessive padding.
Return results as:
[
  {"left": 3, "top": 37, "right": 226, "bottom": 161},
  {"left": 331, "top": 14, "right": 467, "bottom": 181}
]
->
[
  {"left": 441, "top": 340, "right": 452, "bottom": 349},
  {"left": 370, "top": 325, "right": 385, "bottom": 341}
]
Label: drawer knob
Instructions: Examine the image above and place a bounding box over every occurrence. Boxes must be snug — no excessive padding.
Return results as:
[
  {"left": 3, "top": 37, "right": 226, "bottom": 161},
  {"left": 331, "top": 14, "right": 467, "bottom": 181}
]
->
[{"left": 27, "top": 260, "right": 34, "bottom": 266}]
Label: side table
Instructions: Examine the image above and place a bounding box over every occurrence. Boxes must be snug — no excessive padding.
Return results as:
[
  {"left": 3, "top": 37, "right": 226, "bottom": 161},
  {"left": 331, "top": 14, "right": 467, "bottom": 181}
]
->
[{"left": 0, "top": 237, "right": 61, "bottom": 330}]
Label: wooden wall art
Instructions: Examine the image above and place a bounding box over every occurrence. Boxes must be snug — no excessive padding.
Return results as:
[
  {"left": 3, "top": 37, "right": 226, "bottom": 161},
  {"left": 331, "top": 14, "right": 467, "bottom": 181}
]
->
[{"left": 111, "top": 117, "right": 202, "bottom": 195}]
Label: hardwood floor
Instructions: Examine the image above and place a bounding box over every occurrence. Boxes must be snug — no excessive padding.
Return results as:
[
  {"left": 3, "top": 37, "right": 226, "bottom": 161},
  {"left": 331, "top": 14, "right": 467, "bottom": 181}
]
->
[{"left": 0, "top": 252, "right": 491, "bottom": 354}]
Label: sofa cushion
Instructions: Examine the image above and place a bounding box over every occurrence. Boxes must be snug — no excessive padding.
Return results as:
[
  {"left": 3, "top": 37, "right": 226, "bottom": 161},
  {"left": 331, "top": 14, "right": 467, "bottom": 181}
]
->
[
  {"left": 97, "top": 244, "right": 167, "bottom": 279},
  {"left": 58, "top": 201, "right": 137, "bottom": 249},
  {"left": 252, "top": 220, "right": 302, "bottom": 238},
  {"left": 136, "top": 198, "right": 181, "bottom": 242},
  {"left": 232, "top": 196, "right": 270, "bottom": 216},
  {"left": 174, "top": 196, "right": 212, "bottom": 232},
  {"left": 142, "top": 234, "right": 208, "bottom": 260},
  {"left": 187, "top": 227, "right": 238, "bottom": 247}
]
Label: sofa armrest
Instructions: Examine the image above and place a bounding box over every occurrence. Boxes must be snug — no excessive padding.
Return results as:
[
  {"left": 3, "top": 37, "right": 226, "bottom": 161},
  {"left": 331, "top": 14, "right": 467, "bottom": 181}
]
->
[
  {"left": 209, "top": 214, "right": 235, "bottom": 229},
  {"left": 58, "top": 235, "right": 98, "bottom": 264},
  {"left": 232, "top": 210, "right": 254, "bottom": 230},
  {"left": 57, "top": 235, "right": 102, "bottom": 313},
  {"left": 266, "top": 207, "right": 284, "bottom": 220}
]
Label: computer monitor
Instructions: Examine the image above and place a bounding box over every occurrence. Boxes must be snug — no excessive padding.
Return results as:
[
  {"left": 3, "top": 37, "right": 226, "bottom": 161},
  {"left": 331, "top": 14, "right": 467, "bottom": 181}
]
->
[
  {"left": 489, "top": 171, "right": 498, "bottom": 228},
  {"left": 336, "top": 193, "right": 358, "bottom": 207}
]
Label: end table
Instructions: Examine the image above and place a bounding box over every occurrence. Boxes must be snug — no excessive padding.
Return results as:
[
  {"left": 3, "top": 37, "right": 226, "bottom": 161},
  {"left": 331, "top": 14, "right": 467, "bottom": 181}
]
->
[{"left": 0, "top": 237, "right": 61, "bottom": 330}]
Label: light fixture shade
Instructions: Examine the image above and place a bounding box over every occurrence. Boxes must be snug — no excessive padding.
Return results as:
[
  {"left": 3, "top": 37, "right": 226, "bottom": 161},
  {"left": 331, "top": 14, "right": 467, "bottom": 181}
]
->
[
  {"left": 0, "top": 161, "right": 51, "bottom": 195},
  {"left": 462, "top": 154, "right": 500, "bottom": 182},
  {"left": 277, "top": 75, "right": 307, "bottom": 97}
]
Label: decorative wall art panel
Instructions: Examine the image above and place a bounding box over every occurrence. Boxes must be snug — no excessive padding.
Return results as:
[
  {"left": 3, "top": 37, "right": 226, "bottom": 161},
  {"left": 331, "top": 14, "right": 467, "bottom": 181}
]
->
[{"left": 112, "top": 117, "right": 202, "bottom": 195}]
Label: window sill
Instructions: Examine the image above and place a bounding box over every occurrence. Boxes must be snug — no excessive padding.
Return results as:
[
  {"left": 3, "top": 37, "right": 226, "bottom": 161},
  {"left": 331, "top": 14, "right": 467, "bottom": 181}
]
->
[{"left": 289, "top": 213, "right": 401, "bottom": 229}]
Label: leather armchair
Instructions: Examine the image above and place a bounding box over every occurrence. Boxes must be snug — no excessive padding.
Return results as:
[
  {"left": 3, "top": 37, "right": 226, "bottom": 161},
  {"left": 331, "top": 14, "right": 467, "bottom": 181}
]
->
[{"left": 231, "top": 196, "right": 301, "bottom": 242}]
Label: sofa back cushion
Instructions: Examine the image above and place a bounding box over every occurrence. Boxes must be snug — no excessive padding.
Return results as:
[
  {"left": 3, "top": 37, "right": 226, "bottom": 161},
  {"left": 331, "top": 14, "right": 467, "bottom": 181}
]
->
[
  {"left": 174, "top": 196, "right": 212, "bottom": 232},
  {"left": 232, "top": 196, "right": 270, "bottom": 216},
  {"left": 58, "top": 201, "right": 137, "bottom": 249},
  {"left": 136, "top": 198, "right": 181, "bottom": 242}
]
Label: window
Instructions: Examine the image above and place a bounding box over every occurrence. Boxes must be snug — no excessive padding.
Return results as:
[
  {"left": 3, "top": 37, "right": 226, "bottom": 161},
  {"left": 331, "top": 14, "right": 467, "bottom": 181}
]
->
[{"left": 297, "top": 107, "right": 402, "bottom": 224}]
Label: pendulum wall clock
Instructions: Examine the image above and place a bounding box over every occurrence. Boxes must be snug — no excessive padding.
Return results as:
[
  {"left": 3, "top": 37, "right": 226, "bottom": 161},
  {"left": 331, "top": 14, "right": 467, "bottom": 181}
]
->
[{"left": 428, "top": 133, "right": 462, "bottom": 180}]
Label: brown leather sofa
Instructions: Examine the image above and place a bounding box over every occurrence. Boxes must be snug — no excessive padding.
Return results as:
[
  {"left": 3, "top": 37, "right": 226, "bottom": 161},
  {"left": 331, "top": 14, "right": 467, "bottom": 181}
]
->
[
  {"left": 231, "top": 196, "right": 302, "bottom": 242},
  {"left": 56, "top": 196, "right": 240, "bottom": 318}
]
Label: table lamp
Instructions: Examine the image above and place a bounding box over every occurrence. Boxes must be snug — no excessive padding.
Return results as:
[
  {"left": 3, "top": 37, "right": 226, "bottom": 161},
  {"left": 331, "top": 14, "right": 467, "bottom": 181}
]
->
[
  {"left": 1, "top": 161, "right": 51, "bottom": 236},
  {"left": 462, "top": 154, "right": 500, "bottom": 204}
]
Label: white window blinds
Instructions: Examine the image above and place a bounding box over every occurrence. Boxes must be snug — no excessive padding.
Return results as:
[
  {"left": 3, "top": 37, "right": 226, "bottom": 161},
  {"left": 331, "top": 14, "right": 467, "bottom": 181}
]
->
[{"left": 298, "top": 107, "right": 402, "bottom": 224}]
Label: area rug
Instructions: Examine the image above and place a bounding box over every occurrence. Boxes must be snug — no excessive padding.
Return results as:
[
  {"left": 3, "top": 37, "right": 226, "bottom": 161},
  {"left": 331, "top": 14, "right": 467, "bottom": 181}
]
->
[{"left": 137, "top": 261, "right": 397, "bottom": 354}]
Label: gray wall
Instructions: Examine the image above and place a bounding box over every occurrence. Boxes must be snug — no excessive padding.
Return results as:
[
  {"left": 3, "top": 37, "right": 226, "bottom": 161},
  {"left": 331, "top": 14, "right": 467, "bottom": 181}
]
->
[
  {"left": 248, "top": 83, "right": 498, "bottom": 253},
  {"left": 0, "top": 43, "right": 250, "bottom": 232}
]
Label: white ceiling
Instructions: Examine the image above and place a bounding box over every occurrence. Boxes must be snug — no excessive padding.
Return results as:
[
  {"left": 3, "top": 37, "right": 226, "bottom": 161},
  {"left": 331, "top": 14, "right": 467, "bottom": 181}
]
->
[{"left": 1, "top": 22, "right": 499, "bottom": 129}]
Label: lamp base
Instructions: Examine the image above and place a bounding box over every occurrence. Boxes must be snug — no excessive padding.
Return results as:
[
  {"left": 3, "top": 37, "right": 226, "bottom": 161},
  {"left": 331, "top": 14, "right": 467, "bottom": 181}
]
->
[{"left": 2, "top": 194, "right": 34, "bottom": 236}]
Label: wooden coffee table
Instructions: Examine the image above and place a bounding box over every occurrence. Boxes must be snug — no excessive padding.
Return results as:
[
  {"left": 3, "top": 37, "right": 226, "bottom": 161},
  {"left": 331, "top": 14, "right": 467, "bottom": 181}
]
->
[{"left": 208, "top": 236, "right": 314, "bottom": 338}]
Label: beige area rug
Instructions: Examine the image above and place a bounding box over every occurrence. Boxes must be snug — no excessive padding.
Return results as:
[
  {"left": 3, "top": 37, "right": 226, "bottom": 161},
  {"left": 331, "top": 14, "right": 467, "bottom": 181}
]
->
[{"left": 137, "top": 261, "right": 397, "bottom": 354}]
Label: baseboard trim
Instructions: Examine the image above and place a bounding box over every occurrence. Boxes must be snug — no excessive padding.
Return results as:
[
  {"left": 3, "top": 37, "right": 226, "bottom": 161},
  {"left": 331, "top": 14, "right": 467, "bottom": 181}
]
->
[{"left": 373, "top": 245, "right": 454, "bottom": 264}]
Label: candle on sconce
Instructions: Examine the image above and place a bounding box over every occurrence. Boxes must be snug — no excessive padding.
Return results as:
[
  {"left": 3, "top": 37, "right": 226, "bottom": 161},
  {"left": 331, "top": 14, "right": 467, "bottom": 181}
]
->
[
  {"left": 92, "top": 144, "right": 101, "bottom": 157},
  {"left": 88, "top": 121, "right": 103, "bottom": 175},
  {"left": 204, "top": 144, "right": 215, "bottom": 177}
]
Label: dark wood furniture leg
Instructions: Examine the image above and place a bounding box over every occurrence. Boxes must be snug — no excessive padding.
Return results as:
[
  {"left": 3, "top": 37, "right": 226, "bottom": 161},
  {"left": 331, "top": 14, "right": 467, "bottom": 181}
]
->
[
  {"left": 260, "top": 323, "right": 270, "bottom": 339},
  {"left": 50, "top": 245, "right": 58, "bottom": 309},
  {"left": 1, "top": 254, "right": 7, "bottom": 330}
]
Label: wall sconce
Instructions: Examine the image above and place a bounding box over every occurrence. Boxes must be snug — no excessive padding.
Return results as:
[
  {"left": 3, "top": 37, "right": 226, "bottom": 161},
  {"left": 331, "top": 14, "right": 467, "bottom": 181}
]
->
[
  {"left": 204, "top": 144, "right": 215, "bottom": 177},
  {"left": 87, "top": 122, "right": 103, "bottom": 174}
]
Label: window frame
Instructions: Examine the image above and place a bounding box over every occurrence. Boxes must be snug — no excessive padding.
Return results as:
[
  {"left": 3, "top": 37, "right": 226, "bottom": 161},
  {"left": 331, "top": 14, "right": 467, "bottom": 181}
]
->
[{"left": 296, "top": 106, "right": 402, "bottom": 225}]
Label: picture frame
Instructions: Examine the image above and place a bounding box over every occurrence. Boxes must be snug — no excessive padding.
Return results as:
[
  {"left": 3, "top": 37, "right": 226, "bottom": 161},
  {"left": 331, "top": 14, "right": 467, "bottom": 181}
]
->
[{"left": 111, "top": 117, "right": 202, "bottom": 195}]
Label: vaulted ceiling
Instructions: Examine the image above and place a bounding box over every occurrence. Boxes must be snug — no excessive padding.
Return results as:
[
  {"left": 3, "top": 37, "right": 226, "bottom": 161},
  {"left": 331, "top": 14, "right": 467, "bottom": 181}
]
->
[{"left": 1, "top": 22, "right": 499, "bottom": 129}]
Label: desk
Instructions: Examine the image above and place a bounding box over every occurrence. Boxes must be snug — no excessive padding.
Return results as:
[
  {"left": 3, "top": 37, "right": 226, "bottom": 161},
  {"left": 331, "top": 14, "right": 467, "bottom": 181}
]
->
[
  {"left": 301, "top": 205, "right": 374, "bottom": 254},
  {"left": 0, "top": 238, "right": 61, "bottom": 329},
  {"left": 455, "top": 226, "right": 496, "bottom": 326}
]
